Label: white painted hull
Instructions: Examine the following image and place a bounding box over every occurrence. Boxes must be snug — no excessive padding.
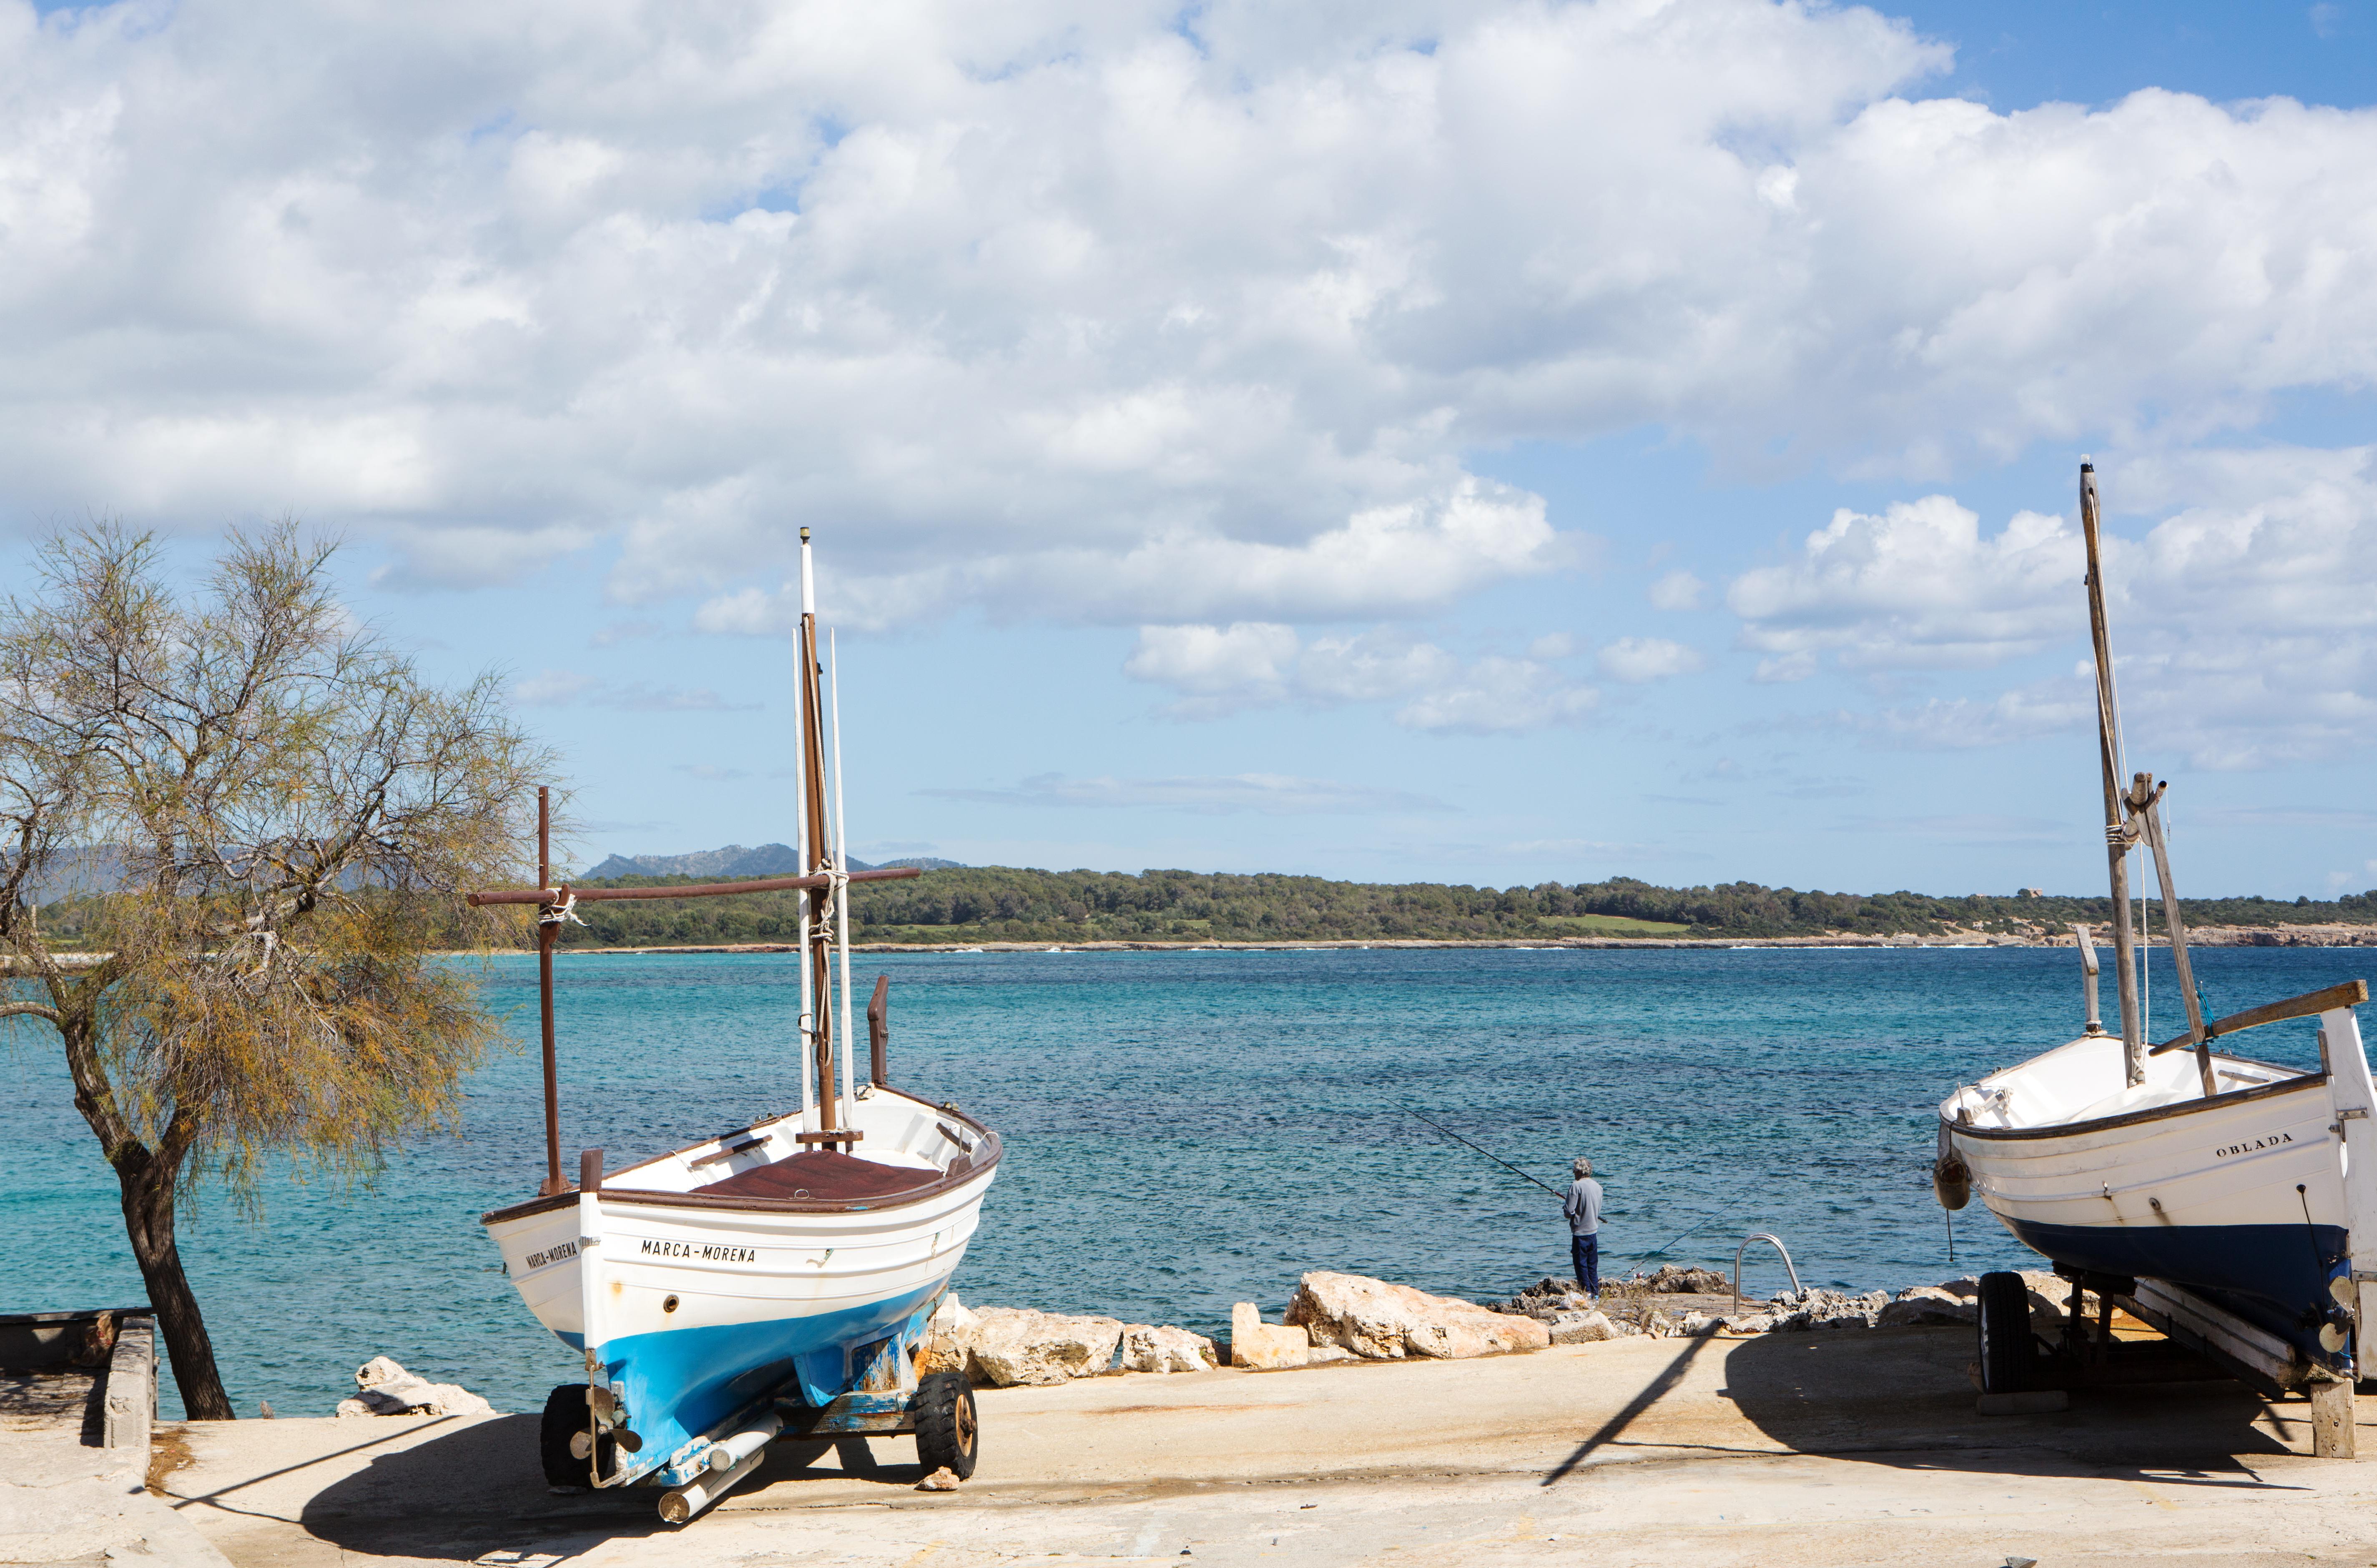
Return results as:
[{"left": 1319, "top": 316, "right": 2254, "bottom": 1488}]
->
[
  {"left": 1941, "top": 1004, "right": 2377, "bottom": 1368},
  {"left": 483, "top": 1085, "right": 997, "bottom": 1480}
]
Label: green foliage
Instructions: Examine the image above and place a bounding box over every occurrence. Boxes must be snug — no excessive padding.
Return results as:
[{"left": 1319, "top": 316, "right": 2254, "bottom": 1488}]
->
[
  {"left": 1, "top": 523, "right": 551, "bottom": 1420},
  {"left": 531, "top": 867, "right": 2377, "bottom": 947}
]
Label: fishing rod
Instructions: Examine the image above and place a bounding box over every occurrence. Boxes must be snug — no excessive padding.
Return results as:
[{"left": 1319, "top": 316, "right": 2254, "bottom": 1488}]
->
[
  {"left": 1404, "top": 1107, "right": 1565, "bottom": 1199},
  {"left": 1624, "top": 1214, "right": 1712, "bottom": 1272}
]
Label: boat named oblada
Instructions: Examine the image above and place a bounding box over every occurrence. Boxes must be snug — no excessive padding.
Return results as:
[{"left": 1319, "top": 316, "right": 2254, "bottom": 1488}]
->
[
  {"left": 1934, "top": 464, "right": 2374, "bottom": 1406},
  {"left": 472, "top": 531, "right": 996, "bottom": 1523}
]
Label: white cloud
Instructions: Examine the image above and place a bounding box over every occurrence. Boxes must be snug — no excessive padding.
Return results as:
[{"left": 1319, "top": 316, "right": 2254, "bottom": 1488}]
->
[
  {"left": 1125, "top": 622, "right": 1598, "bottom": 732},
  {"left": 509, "top": 669, "right": 756, "bottom": 712},
  {"left": 924, "top": 771, "right": 1451, "bottom": 815},
  {"left": 1728, "top": 497, "right": 2081, "bottom": 670},
  {"left": 514, "top": 669, "right": 600, "bottom": 707},
  {"left": 1647, "top": 570, "right": 1707, "bottom": 611},
  {"left": 692, "top": 477, "right": 1574, "bottom": 631},
  {"left": 1838, "top": 812, "right": 2076, "bottom": 846},
  {"left": 1123, "top": 622, "right": 1300, "bottom": 707},
  {"left": 1728, "top": 447, "right": 2377, "bottom": 768},
  {"left": 369, "top": 525, "right": 597, "bottom": 593},
  {"left": 13, "top": 0, "right": 2377, "bottom": 634},
  {"left": 1526, "top": 632, "right": 1576, "bottom": 660},
  {"left": 1596, "top": 636, "right": 1705, "bottom": 683}
]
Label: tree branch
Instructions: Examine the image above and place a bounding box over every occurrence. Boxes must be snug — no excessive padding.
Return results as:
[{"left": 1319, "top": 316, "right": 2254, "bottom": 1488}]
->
[{"left": 0, "top": 999, "right": 59, "bottom": 1024}]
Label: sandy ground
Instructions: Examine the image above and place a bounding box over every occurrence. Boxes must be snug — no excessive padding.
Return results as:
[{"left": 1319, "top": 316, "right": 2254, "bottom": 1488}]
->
[
  {"left": 153, "top": 1323, "right": 2377, "bottom": 1568},
  {"left": 0, "top": 1371, "right": 229, "bottom": 1568}
]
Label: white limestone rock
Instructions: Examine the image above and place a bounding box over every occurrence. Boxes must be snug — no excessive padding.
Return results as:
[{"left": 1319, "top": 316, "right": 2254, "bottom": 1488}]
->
[
  {"left": 964, "top": 1308, "right": 1124, "bottom": 1387},
  {"left": 916, "top": 1292, "right": 981, "bottom": 1377},
  {"left": 336, "top": 1356, "right": 492, "bottom": 1417},
  {"left": 1547, "top": 1310, "right": 1619, "bottom": 1345},
  {"left": 1878, "top": 1284, "right": 1980, "bottom": 1327},
  {"left": 1119, "top": 1323, "right": 1219, "bottom": 1374},
  {"left": 1230, "top": 1303, "right": 1314, "bottom": 1369},
  {"left": 1285, "top": 1271, "right": 1551, "bottom": 1361},
  {"left": 1758, "top": 1288, "right": 1888, "bottom": 1332}
]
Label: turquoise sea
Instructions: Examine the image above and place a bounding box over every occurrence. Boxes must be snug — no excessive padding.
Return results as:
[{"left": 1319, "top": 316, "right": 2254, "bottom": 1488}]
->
[{"left": 3, "top": 944, "right": 2364, "bottom": 1419}]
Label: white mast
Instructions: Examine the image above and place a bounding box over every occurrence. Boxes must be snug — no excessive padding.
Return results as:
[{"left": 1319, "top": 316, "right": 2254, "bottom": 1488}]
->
[{"left": 796, "top": 531, "right": 817, "bottom": 1116}]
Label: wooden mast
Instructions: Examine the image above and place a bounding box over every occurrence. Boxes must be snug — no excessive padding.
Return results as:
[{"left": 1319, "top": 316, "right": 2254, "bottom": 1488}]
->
[
  {"left": 2079, "top": 463, "right": 2146, "bottom": 1087},
  {"left": 797, "top": 529, "right": 841, "bottom": 1140}
]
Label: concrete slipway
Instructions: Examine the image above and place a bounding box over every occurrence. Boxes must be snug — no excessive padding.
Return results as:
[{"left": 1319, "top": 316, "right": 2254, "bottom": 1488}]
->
[{"left": 160, "top": 1325, "right": 2377, "bottom": 1568}]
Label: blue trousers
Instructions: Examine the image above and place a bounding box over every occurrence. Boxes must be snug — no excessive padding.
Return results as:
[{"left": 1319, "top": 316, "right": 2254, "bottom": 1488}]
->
[{"left": 1571, "top": 1233, "right": 1599, "bottom": 1296}]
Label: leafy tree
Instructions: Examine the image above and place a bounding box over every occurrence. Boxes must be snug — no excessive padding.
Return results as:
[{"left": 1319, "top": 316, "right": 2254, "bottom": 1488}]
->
[{"left": 0, "top": 527, "right": 548, "bottom": 1419}]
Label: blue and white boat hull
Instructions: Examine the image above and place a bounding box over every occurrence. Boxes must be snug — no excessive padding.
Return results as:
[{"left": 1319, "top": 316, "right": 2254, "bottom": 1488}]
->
[{"left": 484, "top": 1086, "right": 998, "bottom": 1486}]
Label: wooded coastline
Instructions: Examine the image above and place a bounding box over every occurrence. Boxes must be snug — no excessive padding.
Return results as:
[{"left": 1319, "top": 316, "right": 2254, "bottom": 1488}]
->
[
  {"left": 524, "top": 866, "right": 2377, "bottom": 950},
  {"left": 31, "top": 866, "right": 2377, "bottom": 953}
]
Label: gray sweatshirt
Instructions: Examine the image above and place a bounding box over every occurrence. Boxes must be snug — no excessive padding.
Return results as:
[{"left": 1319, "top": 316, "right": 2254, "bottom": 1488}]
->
[{"left": 1563, "top": 1177, "right": 1603, "bottom": 1237}]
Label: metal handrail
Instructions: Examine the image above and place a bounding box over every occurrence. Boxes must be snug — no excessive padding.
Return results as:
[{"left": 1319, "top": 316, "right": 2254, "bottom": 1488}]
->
[{"left": 1732, "top": 1232, "right": 1804, "bottom": 1316}]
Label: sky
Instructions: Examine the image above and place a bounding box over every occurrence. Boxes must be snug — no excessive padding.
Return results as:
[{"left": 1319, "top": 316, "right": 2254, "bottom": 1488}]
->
[{"left": 5, "top": 0, "right": 2377, "bottom": 897}]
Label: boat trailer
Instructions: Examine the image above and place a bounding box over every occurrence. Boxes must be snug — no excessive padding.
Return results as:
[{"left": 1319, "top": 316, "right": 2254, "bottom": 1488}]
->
[
  {"left": 1973, "top": 1264, "right": 2360, "bottom": 1458},
  {"left": 556, "top": 1291, "right": 979, "bottom": 1523}
]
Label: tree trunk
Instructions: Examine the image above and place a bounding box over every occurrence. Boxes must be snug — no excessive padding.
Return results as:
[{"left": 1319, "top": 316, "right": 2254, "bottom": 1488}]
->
[{"left": 114, "top": 1143, "right": 235, "bottom": 1420}]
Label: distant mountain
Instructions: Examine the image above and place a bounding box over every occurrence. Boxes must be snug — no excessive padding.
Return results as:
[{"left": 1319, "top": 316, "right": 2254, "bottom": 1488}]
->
[{"left": 582, "top": 844, "right": 963, "bottom": 881}]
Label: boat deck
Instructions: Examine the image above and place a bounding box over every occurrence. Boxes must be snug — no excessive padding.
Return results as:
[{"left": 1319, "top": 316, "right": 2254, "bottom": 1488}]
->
[{"left": 680, "top": 1149, "right": 942, "bottom": 1204}]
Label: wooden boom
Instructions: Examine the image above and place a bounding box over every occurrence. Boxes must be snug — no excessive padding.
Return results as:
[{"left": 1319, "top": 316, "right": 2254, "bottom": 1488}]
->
[
  {"left": 2148, "top": 979, "right": 2369, "bottom": 1056},
  {"left": 465, "top": 866, "right": 921, "bottom": 907}
]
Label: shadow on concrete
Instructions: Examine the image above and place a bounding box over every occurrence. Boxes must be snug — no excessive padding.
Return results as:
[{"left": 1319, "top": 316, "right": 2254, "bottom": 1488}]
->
[
  {"left": 1544, "top": 1324, "right": 2327, "bottom": 1493},
  {"left": 289, "top": 1415, "right": 931, "bottom": 1561}
]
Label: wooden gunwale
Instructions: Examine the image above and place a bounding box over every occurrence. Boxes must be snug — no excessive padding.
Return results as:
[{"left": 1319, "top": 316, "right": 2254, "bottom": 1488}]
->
[
  {"left": 1945, "top": 1064, "right": 2329, "bottom": 1144},
  {"left": 479, "top": 1099, "right": 999, "bottom": 1227}
]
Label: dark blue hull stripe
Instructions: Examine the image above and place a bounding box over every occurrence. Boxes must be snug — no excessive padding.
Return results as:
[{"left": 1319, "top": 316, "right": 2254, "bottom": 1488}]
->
[{"left": 2000, "top": 1217, "right": 2345, "bottom": 1359}]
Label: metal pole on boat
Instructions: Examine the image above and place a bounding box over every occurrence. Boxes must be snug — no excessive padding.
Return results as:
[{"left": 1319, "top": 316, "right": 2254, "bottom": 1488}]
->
[
  {"left": 537, "top": 786, "right": 566, "bottom": 1196},
  {"left": 2073, "top": 923, "right": 2102, "bottom": 1035},
  {"left": 830, "top": 628, "right": 857, "bottom": 1120},
  {"left": 2079, "top": 462, "right": 2146, "bottom": 1087}
]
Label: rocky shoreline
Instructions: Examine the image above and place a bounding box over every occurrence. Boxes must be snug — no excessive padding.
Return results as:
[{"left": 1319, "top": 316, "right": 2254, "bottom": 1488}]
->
[
  {"left": 882, "top": 1264, "right": 1996, "bottom": 1392},
  {"left": 325, "top": 1263, "right": 2008, "bottom": 1418}
]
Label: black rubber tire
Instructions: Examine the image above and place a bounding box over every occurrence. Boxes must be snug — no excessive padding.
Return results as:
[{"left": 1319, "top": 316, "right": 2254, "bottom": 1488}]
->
[
  {"left": 912, "top": 1370, "right": 979, "bottom": 1480},
  {"left": 1976, "top": 1271, "right": 2033, "bottom": 1395},
  {"left": 538, "top": 1383, "right": 613, "bottom": 1488}
]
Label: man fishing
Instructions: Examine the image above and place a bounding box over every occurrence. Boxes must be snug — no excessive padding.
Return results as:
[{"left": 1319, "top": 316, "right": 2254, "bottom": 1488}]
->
[
  {"left": 1403, "top": 1111, "right": 1612, "bottom": 1294},
  {"left": 1563, "top": 1157, "right": 1603, "bottom": 1297}
]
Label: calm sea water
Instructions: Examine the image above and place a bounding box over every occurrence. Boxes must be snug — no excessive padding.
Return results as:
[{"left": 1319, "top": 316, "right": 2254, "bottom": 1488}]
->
[{"left": 4, "top": 944, "right": 2363, "bottom": 1418}]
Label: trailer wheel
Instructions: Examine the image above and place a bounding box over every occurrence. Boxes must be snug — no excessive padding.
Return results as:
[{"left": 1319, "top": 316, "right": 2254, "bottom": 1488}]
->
[
  {"left": 912, "top": 1370, "right": 979, "bottom": 1480},
  {"left": 1976, "top": 1272, "right": 2034, "bottom": 1394},
  {"left": 539, "top": 1384, "right": 613, "bottom": 1488}
]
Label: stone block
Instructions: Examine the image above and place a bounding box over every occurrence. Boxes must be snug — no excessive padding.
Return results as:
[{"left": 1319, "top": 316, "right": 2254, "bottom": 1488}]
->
[
  {"left": 964, "top": 1308, "right": 1123, "bottom": 1386},
  {"left": 1229, "top": 1303, "right": 1313, "bottom": 1369},
  {"left": 1286, "top": 1272, "right": 1550, "bottom": 1360}
]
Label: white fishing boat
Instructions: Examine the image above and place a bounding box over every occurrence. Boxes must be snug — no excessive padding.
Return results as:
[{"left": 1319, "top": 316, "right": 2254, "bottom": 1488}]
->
[
  {"left": 1935, "top": 463, "right": 2375, "bottom": 1391},
  {"left": 472, "top": 531, "right": 998, "bottom": 1522}
]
